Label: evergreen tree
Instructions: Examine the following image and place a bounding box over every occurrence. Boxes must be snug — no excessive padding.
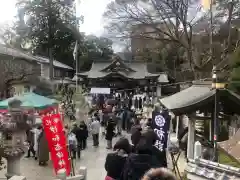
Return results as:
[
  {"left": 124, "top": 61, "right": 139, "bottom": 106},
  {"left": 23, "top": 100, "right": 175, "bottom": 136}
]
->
[{"left": 229, "top": 47, "right": 240, "bottom": 92}]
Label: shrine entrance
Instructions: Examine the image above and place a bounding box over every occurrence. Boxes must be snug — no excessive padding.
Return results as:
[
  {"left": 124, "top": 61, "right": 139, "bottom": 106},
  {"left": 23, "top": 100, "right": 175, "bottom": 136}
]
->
[{"left": 89, "top": 73, "right": 138, "bottom": 91}]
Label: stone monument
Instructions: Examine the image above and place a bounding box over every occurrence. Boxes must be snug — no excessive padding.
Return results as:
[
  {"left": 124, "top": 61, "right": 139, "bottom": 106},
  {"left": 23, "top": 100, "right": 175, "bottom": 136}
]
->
[{"left": 0, "top": 99, "right": 33, "bottom": 179}]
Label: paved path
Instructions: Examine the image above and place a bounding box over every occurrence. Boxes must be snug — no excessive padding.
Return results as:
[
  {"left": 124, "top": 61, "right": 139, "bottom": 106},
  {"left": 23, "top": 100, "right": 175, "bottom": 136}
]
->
[
  {"left": 0, "top": 133, "right": 186, "bottom": 180},
  {"left": 0, "top": 134, "right": 126, "bottom": 180}
]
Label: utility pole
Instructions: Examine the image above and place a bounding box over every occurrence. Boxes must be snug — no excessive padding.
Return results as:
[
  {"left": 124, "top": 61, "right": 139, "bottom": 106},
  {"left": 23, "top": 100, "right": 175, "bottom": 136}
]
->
[
  {"left": 209, "top": 0, "right": 219, "bottom": 162},
  {"left": 75, "top": 1, "right": 79, "bottom": 92}
]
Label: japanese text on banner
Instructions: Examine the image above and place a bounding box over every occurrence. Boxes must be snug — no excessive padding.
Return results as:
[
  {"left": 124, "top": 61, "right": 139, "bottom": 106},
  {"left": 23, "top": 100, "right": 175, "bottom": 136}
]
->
[
  {"left": 152, "top": 111, "right": 170, "bottom": 152},
  {"left": 42, "top": 114, "right": 70, "bottom": 175}
]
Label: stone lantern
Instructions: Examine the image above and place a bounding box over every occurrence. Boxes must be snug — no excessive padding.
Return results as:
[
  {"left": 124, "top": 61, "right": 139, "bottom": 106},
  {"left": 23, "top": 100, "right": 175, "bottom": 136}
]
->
[{"left": 0, "top": 99, "right": 33, "bottom": 179}]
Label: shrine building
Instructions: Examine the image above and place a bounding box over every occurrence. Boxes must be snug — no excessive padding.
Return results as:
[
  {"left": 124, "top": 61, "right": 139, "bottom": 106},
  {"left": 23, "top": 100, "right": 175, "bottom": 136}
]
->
[{"left": 73, "top": 55, "right": 177, "bottom": 96}]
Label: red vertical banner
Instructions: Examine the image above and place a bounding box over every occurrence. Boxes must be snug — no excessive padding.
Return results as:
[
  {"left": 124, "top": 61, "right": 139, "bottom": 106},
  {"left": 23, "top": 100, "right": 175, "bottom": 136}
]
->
[{"left": 42, "top": 114, "right": 71, "bottom": 176}]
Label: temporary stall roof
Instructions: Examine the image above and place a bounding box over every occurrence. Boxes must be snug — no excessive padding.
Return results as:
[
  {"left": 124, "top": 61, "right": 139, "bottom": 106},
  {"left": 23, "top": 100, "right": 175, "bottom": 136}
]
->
[
  {"left": 90, "top": 88, "right": 110, "bottom": 94},
  {"left": 160, "top": 84, "right": 240, "bottom": 115},
  {"left": 0, "top": 92, "right": 57, "bottom": 109}
]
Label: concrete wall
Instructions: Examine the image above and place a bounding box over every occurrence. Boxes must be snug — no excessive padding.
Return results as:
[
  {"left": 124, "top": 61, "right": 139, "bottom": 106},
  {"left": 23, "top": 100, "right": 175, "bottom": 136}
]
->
[
  {"left": 0, "top": 54, "right": 40, "bottom": 98},
  {"left": 41, "top": 64, "right": 50, "bottom": 79}
]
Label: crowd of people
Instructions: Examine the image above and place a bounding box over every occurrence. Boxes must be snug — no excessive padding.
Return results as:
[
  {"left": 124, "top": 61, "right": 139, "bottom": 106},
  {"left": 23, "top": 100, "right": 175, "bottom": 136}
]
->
[
  {"left": 76, "top": 97, "right": 176, "bottom": 180},
  {"left": 26, "top": 126, "right": 50, "bottom": 166},
  {"left": 24, "top": 91, "right": 178, "bottom": 180},
  {"left": 102, "top": 104, "right": 177, "bottom": 180}
]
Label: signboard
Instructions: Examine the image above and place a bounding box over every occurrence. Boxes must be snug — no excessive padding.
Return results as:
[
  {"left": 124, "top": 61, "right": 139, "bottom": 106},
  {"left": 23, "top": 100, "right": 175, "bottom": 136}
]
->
[
  {"left": 90, "top": 88, "right": 110, "bottom": 94},
  {"left": 152, "top": 110, "right": 170, "bottom": 152},
  {"left": 42, "top": 114, "right": 71, "bottom": 175}
]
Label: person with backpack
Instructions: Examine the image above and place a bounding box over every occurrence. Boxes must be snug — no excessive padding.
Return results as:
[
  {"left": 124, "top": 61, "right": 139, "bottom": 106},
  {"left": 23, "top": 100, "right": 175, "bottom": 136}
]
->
[
  {"left": 105, "top": 138, "right": 131, "bottom": 180},
  {"left": 121, "top": 137, "right": 162, "bottom": 180}
]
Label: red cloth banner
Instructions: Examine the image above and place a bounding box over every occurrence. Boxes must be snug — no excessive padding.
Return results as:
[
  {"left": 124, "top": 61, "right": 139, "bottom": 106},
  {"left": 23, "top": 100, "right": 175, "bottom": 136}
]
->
[{"left": 42, "top": 114, "right": 71, "bottom": 176}]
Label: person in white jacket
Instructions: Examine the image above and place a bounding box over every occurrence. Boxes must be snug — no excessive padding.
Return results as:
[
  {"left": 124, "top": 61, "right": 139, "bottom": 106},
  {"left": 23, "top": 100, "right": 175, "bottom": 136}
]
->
[
  {"left": 68, "top": 131, "right": 78, "bottom": 159},
  {"left": 32, "top": 126, "right": 41, "bottom": 160},
  {"left": 90, "top": 117, "right": 100, "bottom": 147}
]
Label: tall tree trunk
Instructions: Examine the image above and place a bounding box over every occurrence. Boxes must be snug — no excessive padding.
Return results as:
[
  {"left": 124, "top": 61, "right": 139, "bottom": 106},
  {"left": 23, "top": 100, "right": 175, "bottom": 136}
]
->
[{"left": 227, "top": 1, "right": 234, "bottom": 53}]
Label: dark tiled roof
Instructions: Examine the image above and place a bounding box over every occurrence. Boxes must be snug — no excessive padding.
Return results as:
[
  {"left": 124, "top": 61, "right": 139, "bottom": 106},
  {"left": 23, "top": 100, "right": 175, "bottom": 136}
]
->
[
  {"left": 160, "top": 85, "right": 240, "bottom": 115},
  {"left": 35, "top": 56, "right": 73, "bottom": 70},
  {"left": 78, "top": 58, "right": 169, "bottom": 82},
  {"left": 160, "top": 84, "right": 214, "bottom": 112},
  {"left": 0, "top": 44, "right": 39, "bottom": 62},
  {"left": 186, "top": 158, "right": 240, "bottom": 180}
]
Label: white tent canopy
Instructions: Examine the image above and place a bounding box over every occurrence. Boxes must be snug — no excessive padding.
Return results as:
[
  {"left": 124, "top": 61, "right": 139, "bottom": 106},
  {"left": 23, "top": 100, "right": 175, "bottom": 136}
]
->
[{"left": 90, "top": 88, "right": 110, "bottom": 94}]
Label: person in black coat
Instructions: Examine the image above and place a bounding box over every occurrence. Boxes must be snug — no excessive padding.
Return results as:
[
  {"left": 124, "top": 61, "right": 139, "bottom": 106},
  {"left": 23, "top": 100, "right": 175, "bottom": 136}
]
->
[
  {"left": 139, "top": 97, "right": 143, "bottom": 109},
  {"left": 105, "top": 138, "right": 131, "bottom": 180},
  {"left": 130, "top": 119, "right": 142, "bottom": 153},
  {"left": 79, "top": 121, "right": 88, "bottom": 150},
  {"left": 105, "top": 118, "right": 115, "bottom": 149},
  {"left": 121, "top": 137, "right": 162, "bottom": 180}
]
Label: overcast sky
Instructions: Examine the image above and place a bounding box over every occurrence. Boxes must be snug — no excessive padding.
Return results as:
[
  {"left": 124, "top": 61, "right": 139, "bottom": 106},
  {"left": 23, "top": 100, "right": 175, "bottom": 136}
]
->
[{"left": 0, "top": 0, "right": 112, "bottom": 36}]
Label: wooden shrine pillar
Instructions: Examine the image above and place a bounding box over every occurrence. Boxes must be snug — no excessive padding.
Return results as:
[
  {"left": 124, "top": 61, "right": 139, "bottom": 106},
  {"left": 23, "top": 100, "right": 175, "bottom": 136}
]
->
[
  {"left": 175, "top": 116, "right": 180, "bottom": 138},
  {"left": 156, "top": 85, "right": 162, "bottom": 97}
]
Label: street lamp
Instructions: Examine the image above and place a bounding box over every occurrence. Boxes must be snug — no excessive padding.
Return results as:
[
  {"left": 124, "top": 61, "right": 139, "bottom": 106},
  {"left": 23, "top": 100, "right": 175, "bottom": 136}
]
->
[{"left": 212, "top": 66, "right": 226, "bottom": 162}]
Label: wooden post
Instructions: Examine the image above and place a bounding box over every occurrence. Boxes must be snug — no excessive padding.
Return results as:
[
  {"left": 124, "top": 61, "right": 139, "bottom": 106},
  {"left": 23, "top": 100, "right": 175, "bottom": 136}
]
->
[
  {"left": 175, "top": 116, "right": 179, "bottom": 138},
  {"left": 187, "top": 118, "right": 195, "bottom": 159}
]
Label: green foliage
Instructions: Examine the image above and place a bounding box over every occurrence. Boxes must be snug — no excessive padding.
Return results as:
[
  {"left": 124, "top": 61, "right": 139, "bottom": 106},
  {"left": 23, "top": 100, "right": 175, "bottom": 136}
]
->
[
  {"left": 78, "top": 35, "right": 114, "bottom": 71},
  {"left": 15, "top": 0, "right": 77, "bottom": 67},
  {"left": 229, "top": 47, "right": 240, "bottom": 92},
  {"left": 2, "top": 0, "right": 114, "bottom": 71}
]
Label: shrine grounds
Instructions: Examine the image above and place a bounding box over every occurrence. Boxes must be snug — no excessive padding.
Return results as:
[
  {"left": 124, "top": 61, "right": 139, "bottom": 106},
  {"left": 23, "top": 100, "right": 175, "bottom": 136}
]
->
[{"left": 0, "top": 133, "right": 186, "bottom": 180}]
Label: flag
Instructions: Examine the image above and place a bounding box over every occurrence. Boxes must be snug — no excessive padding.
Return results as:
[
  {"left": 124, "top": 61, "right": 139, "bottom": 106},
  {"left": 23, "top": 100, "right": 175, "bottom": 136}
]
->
[
  {"left": 73, "top": 41, "right": 78, "bottom": 61},
  {"left": 202, "top": 0, "right": 211, "bottom": 10}
]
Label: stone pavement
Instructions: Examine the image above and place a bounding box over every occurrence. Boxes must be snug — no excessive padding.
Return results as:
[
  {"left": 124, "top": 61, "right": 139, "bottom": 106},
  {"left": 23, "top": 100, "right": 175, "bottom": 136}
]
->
[
  {"left": 0, "top": 132, "right": 186, "bottom": 180},
  {"left": 0, "top": 134, "right": 127, "bottom": 180}
]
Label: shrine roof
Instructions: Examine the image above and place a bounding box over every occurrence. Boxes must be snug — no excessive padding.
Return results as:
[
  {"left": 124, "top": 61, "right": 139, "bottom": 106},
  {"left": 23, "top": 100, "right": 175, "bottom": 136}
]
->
[
  {"left": 218, "top": 130, "right": 240, "bottom": 163},
  {"left": 160, "top": 83, "right": 240, "bottom": 115},
  {"left": 77, "top": 56, "right": 168, "bottom": 82}
]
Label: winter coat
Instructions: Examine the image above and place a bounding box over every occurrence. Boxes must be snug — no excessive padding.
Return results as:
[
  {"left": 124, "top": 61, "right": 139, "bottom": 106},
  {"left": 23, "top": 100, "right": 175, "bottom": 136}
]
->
[
  {"left": 105, "top": 121, "right": 115, "bottom": 141},
  {"left": 38, "top": 131, "right": 49, "bottom": 163},
  {"left": 68, "top": 133, "right": 78, "bottom": 151},
  {"left": 121, "top": 153, "right": 161, "bottom": 180},
  {"left": 72, "top": 126, "right": 81, "bottom": 141},
  {"left": 150, "top": 145, "right": 167, "bottom": 167},
  {"left": 26, "top": 129, "right": 34, "bottom": 146},
  {"left": 90, "top": 120, "right": 100, "bottom": 134},
  {"left": 79, "top": 124, "right": 88, "bottom": 139},
  {"left": 105, "top": 150, "right": 128, "bottom": 180}
]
